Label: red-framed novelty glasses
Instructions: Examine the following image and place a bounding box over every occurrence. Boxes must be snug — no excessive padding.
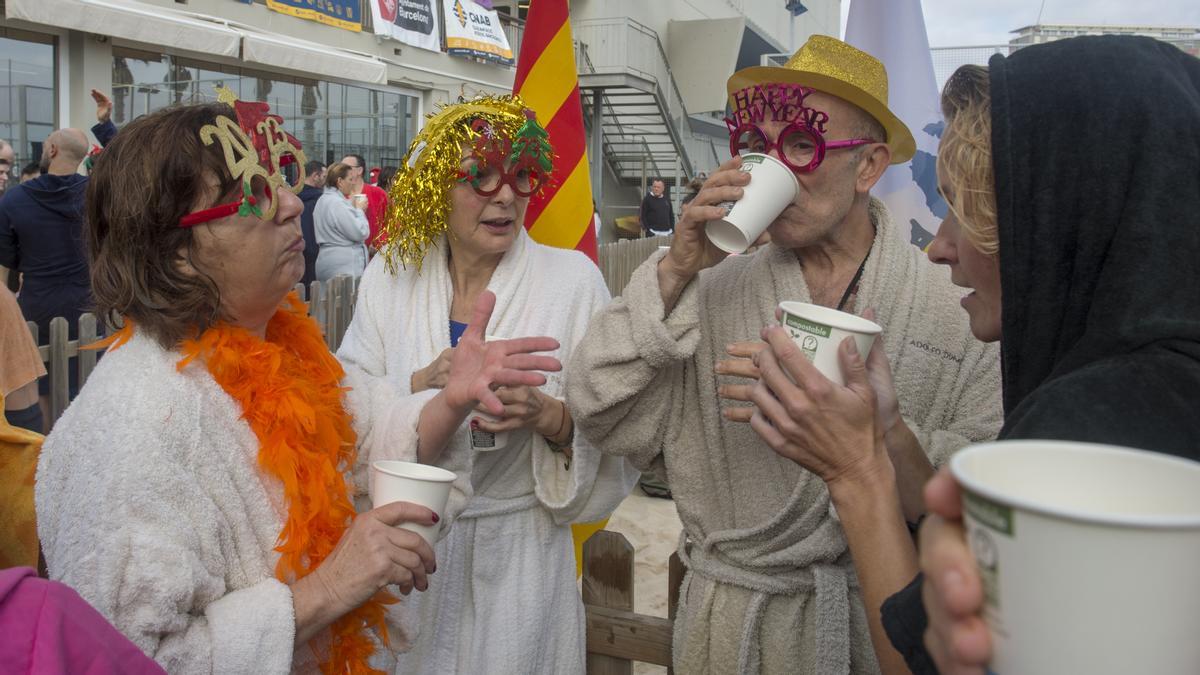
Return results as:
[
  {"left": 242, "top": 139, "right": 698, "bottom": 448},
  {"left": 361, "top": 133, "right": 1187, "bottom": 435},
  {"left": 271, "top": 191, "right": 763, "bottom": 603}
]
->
[
  {"left": 456, "top": 161, "right": 545, "bottom": 198},
  {"left": 178, "top": 87, "right": 306, "bottom": 228},
  {"left": 453, "top": 115, "right": 552, "bottom": 199},
  {"left": 728, "top": 122, "right": 876, "bottom": 173}
]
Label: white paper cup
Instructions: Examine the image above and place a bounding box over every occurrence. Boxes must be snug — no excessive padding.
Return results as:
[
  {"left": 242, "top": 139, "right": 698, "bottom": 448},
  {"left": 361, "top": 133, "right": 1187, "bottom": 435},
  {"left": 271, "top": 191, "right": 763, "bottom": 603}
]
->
[
  {"left": 950, "top": 441, "right": 1200, "bottom": 675},
  {"left": 469, "top": 411, "right": 509, "bottom": 452},
  {"left": 776, "top": 302, "right": 880, "bottom": 385},
  {"left": 371, "top": 460, "right": 457, "bottom": 546},
  {"left": 706, "top": 153, "right": 799, "bottom": 254},
  {"left": 469, "top": 334, "right": 509, "bottom": 452}
]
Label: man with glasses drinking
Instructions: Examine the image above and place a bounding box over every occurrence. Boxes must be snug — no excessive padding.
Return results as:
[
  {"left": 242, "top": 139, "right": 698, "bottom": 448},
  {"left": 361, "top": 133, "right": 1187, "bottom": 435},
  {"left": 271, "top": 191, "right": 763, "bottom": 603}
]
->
[{"left": 567, "top": 36, "right": 1002, "bottom": 675}]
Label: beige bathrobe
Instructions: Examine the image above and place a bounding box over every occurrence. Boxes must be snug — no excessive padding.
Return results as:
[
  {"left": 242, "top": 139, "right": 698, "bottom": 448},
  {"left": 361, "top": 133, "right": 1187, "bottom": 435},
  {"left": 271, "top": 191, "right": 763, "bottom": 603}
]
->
[{"left": 567, "top": 199, "right": 1003, "bottom": 675}]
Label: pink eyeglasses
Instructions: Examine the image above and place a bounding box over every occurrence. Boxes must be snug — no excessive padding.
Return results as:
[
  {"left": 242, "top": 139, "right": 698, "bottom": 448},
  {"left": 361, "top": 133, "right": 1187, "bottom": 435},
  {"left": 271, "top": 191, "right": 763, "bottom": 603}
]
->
[{"left": 728, "top": 121, "right": 876, "bottom": 173}]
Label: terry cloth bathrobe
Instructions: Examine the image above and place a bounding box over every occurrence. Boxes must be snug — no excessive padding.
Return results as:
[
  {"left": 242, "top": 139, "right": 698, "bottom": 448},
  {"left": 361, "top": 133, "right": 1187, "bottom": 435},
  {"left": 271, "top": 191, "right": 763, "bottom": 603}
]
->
[
  {"left": 336, "top": 228, "right": 640, "bottom": 675},
  {"left": 35, "top": 329, "right": 429, "bottom": 674},
  {"left": 314, "top": 186, "right": 369, "bottom": 281},
  {"left": 567, "top": 198, "right": 1003, "bottom": 675}
]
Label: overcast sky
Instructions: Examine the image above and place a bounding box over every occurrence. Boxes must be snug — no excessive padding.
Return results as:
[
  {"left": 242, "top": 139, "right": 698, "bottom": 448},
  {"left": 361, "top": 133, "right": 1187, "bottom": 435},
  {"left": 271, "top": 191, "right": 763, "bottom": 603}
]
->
[{"left": 840, "top": 0, "right": 1200, "bottom": 47}]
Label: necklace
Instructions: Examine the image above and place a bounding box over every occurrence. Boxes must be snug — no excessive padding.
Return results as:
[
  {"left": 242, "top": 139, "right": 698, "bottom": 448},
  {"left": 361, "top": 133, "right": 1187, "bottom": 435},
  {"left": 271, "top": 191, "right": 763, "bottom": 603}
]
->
[{"left": 835, "top": 244, "right": 873, "bottom": 312}]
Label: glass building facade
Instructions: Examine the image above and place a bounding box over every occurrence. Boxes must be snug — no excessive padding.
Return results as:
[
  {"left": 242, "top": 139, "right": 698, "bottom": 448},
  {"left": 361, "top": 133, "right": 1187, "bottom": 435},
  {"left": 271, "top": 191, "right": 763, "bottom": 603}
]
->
[
  {"left": 111, "top": 47, "right": 419, "bottom": 172},
  {"left": 0, "top": 29, "right": 56, "bottom": 171}
]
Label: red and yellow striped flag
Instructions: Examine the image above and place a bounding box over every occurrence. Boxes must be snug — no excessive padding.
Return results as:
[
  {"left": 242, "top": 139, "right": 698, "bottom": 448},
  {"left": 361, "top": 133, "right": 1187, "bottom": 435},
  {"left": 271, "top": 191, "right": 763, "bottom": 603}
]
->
[
  {"left": 516, "top": 1, "right": 606, "bottom": 572},
  {"left": 514, "top": 0, "right": 597, "bottom": 262}
]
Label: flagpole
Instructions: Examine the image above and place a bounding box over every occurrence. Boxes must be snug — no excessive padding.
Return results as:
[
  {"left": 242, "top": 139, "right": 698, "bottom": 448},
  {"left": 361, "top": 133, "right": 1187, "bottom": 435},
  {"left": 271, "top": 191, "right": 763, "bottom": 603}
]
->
[{"left": 592, "top": 91, "right": 604, "bottom": 216}]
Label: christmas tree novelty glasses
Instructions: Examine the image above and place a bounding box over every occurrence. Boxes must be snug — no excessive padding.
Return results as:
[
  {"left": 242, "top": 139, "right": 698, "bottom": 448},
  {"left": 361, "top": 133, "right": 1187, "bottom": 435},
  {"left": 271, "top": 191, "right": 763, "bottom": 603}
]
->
[
  {"left": 456, "top": 115, "right": 551, "bottom": 198},
  {"left": 457, "top": 162, "right": 545, "bottom": 198}
]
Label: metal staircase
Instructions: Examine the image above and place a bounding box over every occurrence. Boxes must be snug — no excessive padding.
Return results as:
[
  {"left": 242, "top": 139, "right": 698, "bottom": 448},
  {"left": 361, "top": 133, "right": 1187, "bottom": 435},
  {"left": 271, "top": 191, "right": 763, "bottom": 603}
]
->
[{"left": 574, "top": 18, "right": 694, "bottom": 188}]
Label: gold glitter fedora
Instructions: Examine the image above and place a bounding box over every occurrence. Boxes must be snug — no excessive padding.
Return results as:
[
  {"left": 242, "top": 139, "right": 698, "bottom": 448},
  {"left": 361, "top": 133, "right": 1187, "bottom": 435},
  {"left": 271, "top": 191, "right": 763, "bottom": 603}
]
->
[{"left": 727, "top": 35, "right": 916, "bottom": 164}]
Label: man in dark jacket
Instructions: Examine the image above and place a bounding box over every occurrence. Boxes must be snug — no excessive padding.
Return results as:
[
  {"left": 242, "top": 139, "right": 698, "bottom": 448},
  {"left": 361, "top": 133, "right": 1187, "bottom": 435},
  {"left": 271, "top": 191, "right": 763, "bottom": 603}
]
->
[
  {"left": 0, "top": 128, "right": 91, "bottom": 403},
  {"left": 639, "top": 178, "right": 674, "bottom": 236},
  {"left": 298, "top": 160, "right": 326, "bottom": 288}
]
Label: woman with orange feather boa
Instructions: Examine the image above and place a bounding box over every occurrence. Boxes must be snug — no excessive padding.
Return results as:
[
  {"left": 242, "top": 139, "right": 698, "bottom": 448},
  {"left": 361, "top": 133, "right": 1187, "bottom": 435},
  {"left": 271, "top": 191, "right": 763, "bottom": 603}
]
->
[{"left": 33, "top": 98, "right": 562, "bottom": 674}]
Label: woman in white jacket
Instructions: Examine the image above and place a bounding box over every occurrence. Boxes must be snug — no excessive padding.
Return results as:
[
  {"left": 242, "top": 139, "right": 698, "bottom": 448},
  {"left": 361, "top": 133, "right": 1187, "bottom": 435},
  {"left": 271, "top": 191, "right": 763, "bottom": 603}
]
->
[
  {"left": 314, "top": 161, "right": 369, "bottom": 280},
  {"left": 35, "top": 99, "right": 562, "bottom": 674},
  {"left": 338, "top": 94, "right": 639, "bottom": 674}
]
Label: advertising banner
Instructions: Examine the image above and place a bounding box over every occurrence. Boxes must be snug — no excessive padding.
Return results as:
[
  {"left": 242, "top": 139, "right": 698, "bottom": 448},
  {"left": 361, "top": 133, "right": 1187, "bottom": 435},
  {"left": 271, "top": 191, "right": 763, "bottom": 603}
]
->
[
  {"left": 266, "top": 0, "right": 363, "bottom": 32},
  {"left": 443, "top": 0, "right": 513, "bottom": 66},
  {"left": 370, "top": 0, "right": 441, "bottom": 52}
]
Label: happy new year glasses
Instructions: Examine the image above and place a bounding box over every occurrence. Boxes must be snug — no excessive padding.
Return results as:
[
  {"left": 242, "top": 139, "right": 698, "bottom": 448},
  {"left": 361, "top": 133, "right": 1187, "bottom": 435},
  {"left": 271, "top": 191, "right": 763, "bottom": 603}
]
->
[{"left": 728, "top": 122, "right": 876, "bottom": 173}]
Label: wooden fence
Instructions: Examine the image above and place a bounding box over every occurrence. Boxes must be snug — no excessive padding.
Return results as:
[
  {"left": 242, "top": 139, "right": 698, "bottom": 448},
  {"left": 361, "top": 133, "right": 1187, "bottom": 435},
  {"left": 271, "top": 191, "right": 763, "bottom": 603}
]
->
[
  {"left": 27, "top": 237, "right": 667, "bottom": 427},
  {"left": 23, "top": 243, "right": 685, "bottom": 670},
  {"left": 582, "top": 530, "right": 684, "bottom": 673},
  {"left": 599, "top": 235, "right": 671, "bottom": 298}
]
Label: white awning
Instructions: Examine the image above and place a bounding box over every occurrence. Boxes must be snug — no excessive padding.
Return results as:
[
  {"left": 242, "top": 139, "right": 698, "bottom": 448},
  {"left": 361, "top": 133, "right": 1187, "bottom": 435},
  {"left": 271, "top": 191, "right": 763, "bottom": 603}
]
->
[
  {"left": 5, "top": 0, "right": 242, "bottom": 57},
  {"left": 241, "top": 32, "right": 388, "bottom": 86},
  {"left": 6, "top": 0, "right": 391, "bottom": 87}
]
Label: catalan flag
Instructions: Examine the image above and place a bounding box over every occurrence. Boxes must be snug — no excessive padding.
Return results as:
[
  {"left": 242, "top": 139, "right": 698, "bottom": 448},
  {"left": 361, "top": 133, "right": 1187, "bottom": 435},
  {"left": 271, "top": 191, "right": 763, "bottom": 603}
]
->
[
  {"left": 515, "top": 0, "right": 606, "bottom": 571},
  {"left": 514, "top": 0, "right": 597, "bottom": 262}
]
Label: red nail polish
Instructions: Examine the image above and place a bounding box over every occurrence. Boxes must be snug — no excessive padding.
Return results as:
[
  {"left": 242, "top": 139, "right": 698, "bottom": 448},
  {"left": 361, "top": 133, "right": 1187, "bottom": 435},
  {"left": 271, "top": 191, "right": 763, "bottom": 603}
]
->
[
  {"left": 470, "top": 419, "right": 479, "bottom": 429},
  {"left": 432, "top": 512, "right": 440, "bottom": 523}
]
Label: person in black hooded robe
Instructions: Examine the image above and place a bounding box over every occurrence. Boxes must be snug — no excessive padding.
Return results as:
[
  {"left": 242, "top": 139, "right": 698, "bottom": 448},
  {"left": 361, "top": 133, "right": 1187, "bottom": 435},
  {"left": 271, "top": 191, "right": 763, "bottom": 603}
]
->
[{"left": 723, "top": 35, "right": 1200, "bottom": 674}]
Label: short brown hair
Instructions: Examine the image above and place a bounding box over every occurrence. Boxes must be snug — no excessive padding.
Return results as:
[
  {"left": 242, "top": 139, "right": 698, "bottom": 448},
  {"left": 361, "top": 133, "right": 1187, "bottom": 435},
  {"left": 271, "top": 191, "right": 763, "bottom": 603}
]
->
[
  {"left": 325, "top": 162, "right": 353, "bottom": 188},
  {"left": 938, "top": 65, "right": 997, "bottom": 255},
  {"left": 86, "top": 103, "right": 242, "bottom": 349}
]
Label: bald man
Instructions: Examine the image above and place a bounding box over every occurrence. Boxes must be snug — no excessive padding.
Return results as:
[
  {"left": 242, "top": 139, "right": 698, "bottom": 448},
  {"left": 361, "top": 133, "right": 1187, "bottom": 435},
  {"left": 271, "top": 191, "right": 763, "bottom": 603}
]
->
[
  {"left": 38, "top": 129, "right": 88, "bottom": 175},
  {"left": 0, "top": 126, "right": 95, "bottom": 408}
]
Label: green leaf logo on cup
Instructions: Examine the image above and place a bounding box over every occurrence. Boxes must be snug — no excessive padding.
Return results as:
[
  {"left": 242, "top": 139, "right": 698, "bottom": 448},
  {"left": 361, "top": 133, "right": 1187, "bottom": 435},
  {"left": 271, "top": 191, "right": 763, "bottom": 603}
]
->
[
  {"left": 950, "top": 440, "right": 1200, "bottom": 674},
  {"left": 706, "top": 153, "right": 800, "bottom": 254},
  {"left": 777, "top": 302, "right": 880, "bottom": 385}
]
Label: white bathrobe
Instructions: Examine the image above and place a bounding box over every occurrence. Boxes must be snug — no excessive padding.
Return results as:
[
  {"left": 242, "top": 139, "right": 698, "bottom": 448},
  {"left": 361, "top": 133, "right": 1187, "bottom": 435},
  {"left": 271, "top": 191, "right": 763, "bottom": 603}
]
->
[
  {"left": 314, "top": 187, "right": 369, "bottom": 280},
  {"left": 337, "top": 228, "right": 640, "bottom": 675},
  {"left": 35, "top": 328, "right": 429, "bottom": 674}
]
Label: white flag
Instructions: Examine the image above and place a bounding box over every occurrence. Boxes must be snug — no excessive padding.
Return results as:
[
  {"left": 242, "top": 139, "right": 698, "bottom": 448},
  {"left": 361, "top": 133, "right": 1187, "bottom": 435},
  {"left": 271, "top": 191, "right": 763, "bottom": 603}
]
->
[{"left": 845, "top": 0, "right": 946, "bottom": 250}]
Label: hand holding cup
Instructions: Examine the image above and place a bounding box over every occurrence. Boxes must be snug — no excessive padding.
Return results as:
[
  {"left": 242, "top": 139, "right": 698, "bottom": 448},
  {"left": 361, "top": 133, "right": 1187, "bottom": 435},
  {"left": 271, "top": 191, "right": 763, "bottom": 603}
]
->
[{"left": 659, "top": 157, "right": 751, "bottom": 287}]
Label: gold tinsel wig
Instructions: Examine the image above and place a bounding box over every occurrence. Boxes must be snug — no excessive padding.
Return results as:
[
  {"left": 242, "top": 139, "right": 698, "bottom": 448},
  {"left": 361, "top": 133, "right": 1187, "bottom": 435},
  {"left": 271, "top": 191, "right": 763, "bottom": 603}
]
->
[{"left": 379, "top": 94, "right": 554, "bottom": 272}]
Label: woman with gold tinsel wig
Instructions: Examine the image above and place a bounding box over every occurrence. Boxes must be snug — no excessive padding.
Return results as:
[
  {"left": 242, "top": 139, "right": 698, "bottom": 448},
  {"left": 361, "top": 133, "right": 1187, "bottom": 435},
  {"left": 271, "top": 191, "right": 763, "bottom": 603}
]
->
[{"left": 336, "top": 95, "right": 638, "bottom": 673}]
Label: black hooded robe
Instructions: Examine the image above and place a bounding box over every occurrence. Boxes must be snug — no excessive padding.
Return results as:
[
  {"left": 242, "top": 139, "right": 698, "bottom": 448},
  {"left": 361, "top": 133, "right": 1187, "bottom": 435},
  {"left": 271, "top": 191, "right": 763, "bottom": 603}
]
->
[{"left": 882, "top": 35, "right": 1200, "bottom": 673}]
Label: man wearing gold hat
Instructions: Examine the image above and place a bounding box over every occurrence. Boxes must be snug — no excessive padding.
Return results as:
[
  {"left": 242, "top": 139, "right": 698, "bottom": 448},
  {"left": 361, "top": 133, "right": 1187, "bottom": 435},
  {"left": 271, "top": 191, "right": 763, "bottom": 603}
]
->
[{"left": 568, "top": 36, "right": 1002, "bottom": 674}]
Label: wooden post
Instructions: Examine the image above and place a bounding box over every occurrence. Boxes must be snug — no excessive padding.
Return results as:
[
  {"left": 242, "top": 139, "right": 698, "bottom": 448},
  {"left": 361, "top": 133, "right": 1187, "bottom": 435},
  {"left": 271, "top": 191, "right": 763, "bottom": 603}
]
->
[
  {"left": 584, "top": 530, "right": 634, "bottom": 675},
  {"left": 332, "top": 275, "right": 352, "bottom": 351},
  {"left": 308, "top": 279, "right": 323, "bottom": 323},
  {"left": 48, "top": 317, "right": 69, "bottom": 425},
  {"left": 324, "top": 277, "right": 339, "bottom": 350},
  {"left": 668, "top": 551, "right": 684, "bottom": 623},
  {"left": 78, "top": 313, "right": 98, "bottom": 387},
  {"left": 666, "top": 550, "right": 685, "bottom": 675}
]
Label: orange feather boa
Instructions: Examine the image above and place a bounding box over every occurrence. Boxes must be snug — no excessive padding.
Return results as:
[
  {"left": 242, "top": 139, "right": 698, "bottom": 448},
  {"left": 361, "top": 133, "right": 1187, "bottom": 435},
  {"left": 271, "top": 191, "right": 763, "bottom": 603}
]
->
[{"left": 101, "top": 293, "right": 393, "bottom": 673}]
